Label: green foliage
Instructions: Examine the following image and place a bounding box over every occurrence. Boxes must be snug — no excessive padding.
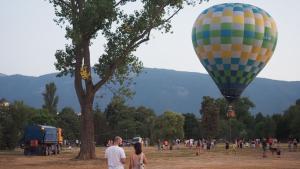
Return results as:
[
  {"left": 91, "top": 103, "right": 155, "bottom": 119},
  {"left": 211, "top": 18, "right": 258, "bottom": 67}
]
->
[
  {"left": 1, "top": 95, "right": 299, "bottom": 150},
  {"left": 0, "top": 108, "right": 19, "bottom": 149},
  {"left": 183, "top": 113, "right": 201, "bottom": 139},
  {"left": 290, "top": 112, "right": 300, "bottom": 138},
  {"left": 104, "top": 95, "right": 128, "bottom": 129},
  {"left": 215, "top": 98, "right": 227, "bottom": 119},
  {"left": 201, "top": 97, "right": 277, "bottom": 140},
  {"left": 57, "top": 107, "right": 80, "bottom": 141},
  {"left": 0, "top": 101, "right": 36, "bottom": 149},
  {"left": 154, "top": 111, "right": 185, "bottom": 140},
  {"left": 42, "top": 82, "right": 59, "bottom": 114},
  {"left": 30, "top": 109, "right": 57, "bottom": 126},
  {"left": 272, "top": 114, "right": 289, "bottom": 139},
  {"left": 284, "top": 100, "right": 300, "bottom": 138},
  {"left": 94, "top": 105, "right": 110, "bottom": 145},
  {"left": 229, "top": 119, "right": 246, "bottom": 139},
  {"left": 103, "top": 96, "right": 157, "bottom": 143},
  {"left": 200, "top": 96, "right": 219, "bottom": 139},
  {"left": 134, "top": 106, "right": 156, "bottom": 142},
  {"left": 254, "top": 115, "right": 276, "bottom": 138},
  {"left": 233, "top": 98, "right": 255, "bottom": 139},
  {"left": 232, "top": 98, "right": 255, "bottom": 120}
]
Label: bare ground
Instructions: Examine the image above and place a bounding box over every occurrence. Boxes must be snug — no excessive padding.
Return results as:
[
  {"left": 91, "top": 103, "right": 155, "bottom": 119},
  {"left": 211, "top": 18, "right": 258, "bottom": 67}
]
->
[{"left": 0, "top": 145, "right": 300, "bottom": 169}]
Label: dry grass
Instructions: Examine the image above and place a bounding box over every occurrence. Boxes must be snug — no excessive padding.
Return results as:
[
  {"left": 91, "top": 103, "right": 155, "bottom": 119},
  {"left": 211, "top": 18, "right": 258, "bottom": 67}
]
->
[{"left": 0, "top": 145, "right": 300, "bottom": 169}]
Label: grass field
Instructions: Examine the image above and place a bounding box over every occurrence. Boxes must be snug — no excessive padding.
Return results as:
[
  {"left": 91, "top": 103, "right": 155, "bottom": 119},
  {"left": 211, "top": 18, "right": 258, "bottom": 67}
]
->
[{"left": 1, "top": 145, "right": 300, "bottom": 169}]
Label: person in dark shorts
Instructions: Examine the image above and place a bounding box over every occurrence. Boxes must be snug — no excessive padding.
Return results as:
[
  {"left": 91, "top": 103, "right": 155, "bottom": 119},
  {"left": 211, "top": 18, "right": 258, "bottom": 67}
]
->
[
  {"left": 225, "top": 141, "right": 229, "bottom": 150},
  {"left": 293, "top": 138, "right": 298, "bottom": 152},
  {"left": 196, "top": 139, "right": 202, "bottom": 156},
  {"left": 262, "top": 138, "right": 267, "bottom": 158},
  {"left": 207, "top": 140, "right": 211, "bottom": 151}
]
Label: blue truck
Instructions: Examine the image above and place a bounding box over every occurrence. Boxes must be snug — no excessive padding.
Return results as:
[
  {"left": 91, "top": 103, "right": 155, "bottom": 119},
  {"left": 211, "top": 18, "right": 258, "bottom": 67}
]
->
[{"left": 22, "top": 124, "right": 63, "bottom": 155}]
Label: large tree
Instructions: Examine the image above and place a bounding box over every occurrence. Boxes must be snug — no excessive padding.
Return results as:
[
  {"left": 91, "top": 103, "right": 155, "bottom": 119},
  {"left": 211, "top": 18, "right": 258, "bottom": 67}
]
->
[
  {"left": 200, "top": 96, "right": 219, "bottom": 139},
  {"left": 93, "top": 106, "right": 111, "bottom": 146},
  {"left": 154, "top": 111, "right": 185, "bottom": 141},
  {"left": 42, "top": 82, "right": 59, "bottom": 114},
  {"left": 284, "top": 99, "right": 300, "bottom": 138},
  {"left": 134, "top": 106, "right": 156, "bottom": 142},
  {"left": 48, "top": 0, "right": 209, "bottom": 159},
  {"left": 0, "top": 101, "right": 36, "bottom": 150},
  {"left": 183, "top": 113, "right": 201, "bottom": 139}
]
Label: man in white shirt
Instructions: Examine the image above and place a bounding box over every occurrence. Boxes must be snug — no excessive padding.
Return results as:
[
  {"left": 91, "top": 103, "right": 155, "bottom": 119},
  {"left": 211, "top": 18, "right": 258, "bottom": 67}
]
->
[{"left": 105, "top": 136, "right": 126, "bottom": 169}]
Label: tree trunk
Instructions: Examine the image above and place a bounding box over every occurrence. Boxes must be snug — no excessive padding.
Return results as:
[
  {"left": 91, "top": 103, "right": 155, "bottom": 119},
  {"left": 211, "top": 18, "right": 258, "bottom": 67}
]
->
[
  {"left": 74, "top": 38, "right": 97, "bottom": 160},
  {"left": 77, "top": 99, "right": 96, "bottom": 159}
]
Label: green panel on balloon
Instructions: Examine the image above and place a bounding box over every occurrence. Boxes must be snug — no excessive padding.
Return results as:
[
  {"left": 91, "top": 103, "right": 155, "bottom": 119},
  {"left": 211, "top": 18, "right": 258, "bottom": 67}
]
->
[{"left": 192, "top": 3, "right": 278, "bottom": 102}]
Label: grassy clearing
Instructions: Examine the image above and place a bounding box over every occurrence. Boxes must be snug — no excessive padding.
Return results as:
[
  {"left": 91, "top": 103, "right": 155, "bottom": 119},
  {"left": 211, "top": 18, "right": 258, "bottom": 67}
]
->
[{"left": 0, "top": 145, "right": 300, "bottom": 169}]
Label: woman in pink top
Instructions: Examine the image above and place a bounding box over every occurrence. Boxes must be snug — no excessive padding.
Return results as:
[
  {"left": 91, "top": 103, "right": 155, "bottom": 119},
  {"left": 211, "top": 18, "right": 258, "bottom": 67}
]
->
[{"left": 129, "top": 142, "right": 147, "bottom": 169}]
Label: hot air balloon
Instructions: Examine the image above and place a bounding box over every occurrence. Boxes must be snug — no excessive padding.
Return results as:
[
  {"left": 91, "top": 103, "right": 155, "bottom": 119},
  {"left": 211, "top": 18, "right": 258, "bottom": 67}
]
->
[{"left": 192, "top": 3, "right": 278, "bottom": 103}]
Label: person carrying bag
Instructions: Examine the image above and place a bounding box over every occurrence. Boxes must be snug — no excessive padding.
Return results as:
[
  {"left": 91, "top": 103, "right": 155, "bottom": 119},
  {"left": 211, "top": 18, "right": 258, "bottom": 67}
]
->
[{"left": 129, "top": 142, "right": 148, "bottom": 169}]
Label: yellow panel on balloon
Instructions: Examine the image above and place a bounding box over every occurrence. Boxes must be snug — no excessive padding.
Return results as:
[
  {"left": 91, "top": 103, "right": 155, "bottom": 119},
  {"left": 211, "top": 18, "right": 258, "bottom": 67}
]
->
[
  {"left": 221, "top": 51, "right": 232, "bottom": 59},
  {"left": 244, "top": 10, "right": 254, "bottom": 18},
  {"left": 233, "top": 15, "right": 244, "bottom": 24},
  {"left": 241, "top": 52, "right": 249, "bottom": 61},
  {"left": 232, "top": 44, "right": 242, "bottom": 51},
  {"left": 223, "top": 8, "right": 233, "bottom": 16},
  {"left": 212, "top": 44, "right": 221, "bottom": 51},
  {"left": 251, "top": 46, "right": 261, "bottom": 53}
]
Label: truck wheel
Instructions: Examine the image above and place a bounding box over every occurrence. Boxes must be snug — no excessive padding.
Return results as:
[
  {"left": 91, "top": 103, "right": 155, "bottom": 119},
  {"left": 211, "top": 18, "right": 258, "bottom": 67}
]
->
[
  {"left": 24, "top": 148, "right": 29, "bottom": 155},
  {"left": 45, "top": 147, "right": 48, "bottom": 156},
  {"left": 42, "top": 147, "right": 47, "bottom": 156},
  {"left": 46, "top": 146, "right": 50, "bottom": 156},
  {"left": 37, "top": 146, "right": 43, "bottom": 156},
  {"left": 54, "top": 145, "right": 58, "bottom": 155}
]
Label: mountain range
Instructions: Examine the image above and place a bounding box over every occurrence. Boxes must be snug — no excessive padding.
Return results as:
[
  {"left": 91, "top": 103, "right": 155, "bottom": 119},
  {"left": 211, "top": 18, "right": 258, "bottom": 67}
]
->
[{"left": 0, "top": 68, "right": 300, "bottom": 115}]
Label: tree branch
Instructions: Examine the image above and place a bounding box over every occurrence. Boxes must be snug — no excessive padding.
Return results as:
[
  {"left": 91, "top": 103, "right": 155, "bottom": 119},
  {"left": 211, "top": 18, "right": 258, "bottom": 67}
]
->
[
  {"left": 54, "top": 0, "right": 71, "bottom": 8},
  {"left": 163, "top": 7, "right": 183, "bottom": 24},
  {"left": 93, "top": 1, "right": 183, "bottom": 94},
  {"left": 131, "top": 31, "right": 151, "bottom": 49},
  {"left": 114, "top": 0, "right": 127, "bottom": 8},
  {"left": 93, "top": 59, "right": 122, "bottom": 92}
]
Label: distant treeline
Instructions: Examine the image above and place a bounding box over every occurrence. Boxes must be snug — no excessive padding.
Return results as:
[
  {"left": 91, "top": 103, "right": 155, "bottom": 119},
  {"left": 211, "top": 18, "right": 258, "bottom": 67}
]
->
[{"left": 1, "top": 95, "right": 300, "bottom": 150}]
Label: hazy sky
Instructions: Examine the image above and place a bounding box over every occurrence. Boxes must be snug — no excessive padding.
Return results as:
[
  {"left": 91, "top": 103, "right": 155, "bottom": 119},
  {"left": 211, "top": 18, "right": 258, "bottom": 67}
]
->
[{"left": 0, "top": 0, "right": 299, "bottom": 81}]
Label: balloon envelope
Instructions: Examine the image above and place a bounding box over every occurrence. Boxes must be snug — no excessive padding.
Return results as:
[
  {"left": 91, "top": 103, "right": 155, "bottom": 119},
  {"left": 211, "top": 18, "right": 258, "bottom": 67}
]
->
[{"left": 192, "top": 3, "right": 278, "bottom": 102}]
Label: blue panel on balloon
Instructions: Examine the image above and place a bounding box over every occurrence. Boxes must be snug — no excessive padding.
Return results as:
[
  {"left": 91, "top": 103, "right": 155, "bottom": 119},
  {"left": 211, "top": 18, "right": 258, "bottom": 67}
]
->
[{"left": 221, "top": 30, "right": 231, "bottom": 37}]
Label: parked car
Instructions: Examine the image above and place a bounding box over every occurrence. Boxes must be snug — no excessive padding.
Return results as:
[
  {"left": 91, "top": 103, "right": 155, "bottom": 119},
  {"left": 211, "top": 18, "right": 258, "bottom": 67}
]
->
[{"left": 132, "top": 137, "right": 142, "bottom": 144}]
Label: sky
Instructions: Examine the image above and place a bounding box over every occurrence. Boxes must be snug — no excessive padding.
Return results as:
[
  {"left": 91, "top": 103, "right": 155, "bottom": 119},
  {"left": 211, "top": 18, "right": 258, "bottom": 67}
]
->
[{"left": 0, "top": 0, "right": 299, "bottom": 81}]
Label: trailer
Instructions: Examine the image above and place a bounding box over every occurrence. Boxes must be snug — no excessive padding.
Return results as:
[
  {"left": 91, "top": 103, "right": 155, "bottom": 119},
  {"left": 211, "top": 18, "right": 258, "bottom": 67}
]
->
[{"left": 23, "top": 124, "right": 63, "bottom": 156}]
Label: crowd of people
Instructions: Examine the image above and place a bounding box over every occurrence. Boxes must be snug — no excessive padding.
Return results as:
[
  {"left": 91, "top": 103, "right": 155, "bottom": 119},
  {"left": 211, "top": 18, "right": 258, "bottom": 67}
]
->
[
  {"left": 104, "top": 136, "right": 299, "bottom": 169},
  {"left": 288, "top": 138, "right": 298, "bottom": 152}
]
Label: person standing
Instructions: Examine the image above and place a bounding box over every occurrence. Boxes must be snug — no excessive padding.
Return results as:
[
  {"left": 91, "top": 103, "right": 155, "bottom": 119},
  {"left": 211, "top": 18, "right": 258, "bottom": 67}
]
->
[
  {"left": 262, "top": 138, "right": 267, "bottom": 158},
  {"left": 225, "top": 141, "right": 229, "bottom": 152},
  {"left": 157, "top": 139, "right": 161, "bottom": 151},
  {"left": 196, "top": 139, "right": 202, "bottom": 156},
  {"left": 293, "top": 138, "right": 298, "bottom": 152},
  {"left": 105, "top": 136, "right": 126, "bottom": 169},
  {"left": 129, "top": 142, "right": 148, "bottom": 169},
  {"left": 288, "top": 139, "right": 292, "bottom": 152}
]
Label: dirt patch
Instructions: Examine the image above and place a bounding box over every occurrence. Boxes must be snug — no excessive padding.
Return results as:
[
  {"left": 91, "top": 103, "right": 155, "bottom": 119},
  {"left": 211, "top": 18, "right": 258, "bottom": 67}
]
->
[{"left": 0, "top": 146, "right": 300, "bottom": 169}]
